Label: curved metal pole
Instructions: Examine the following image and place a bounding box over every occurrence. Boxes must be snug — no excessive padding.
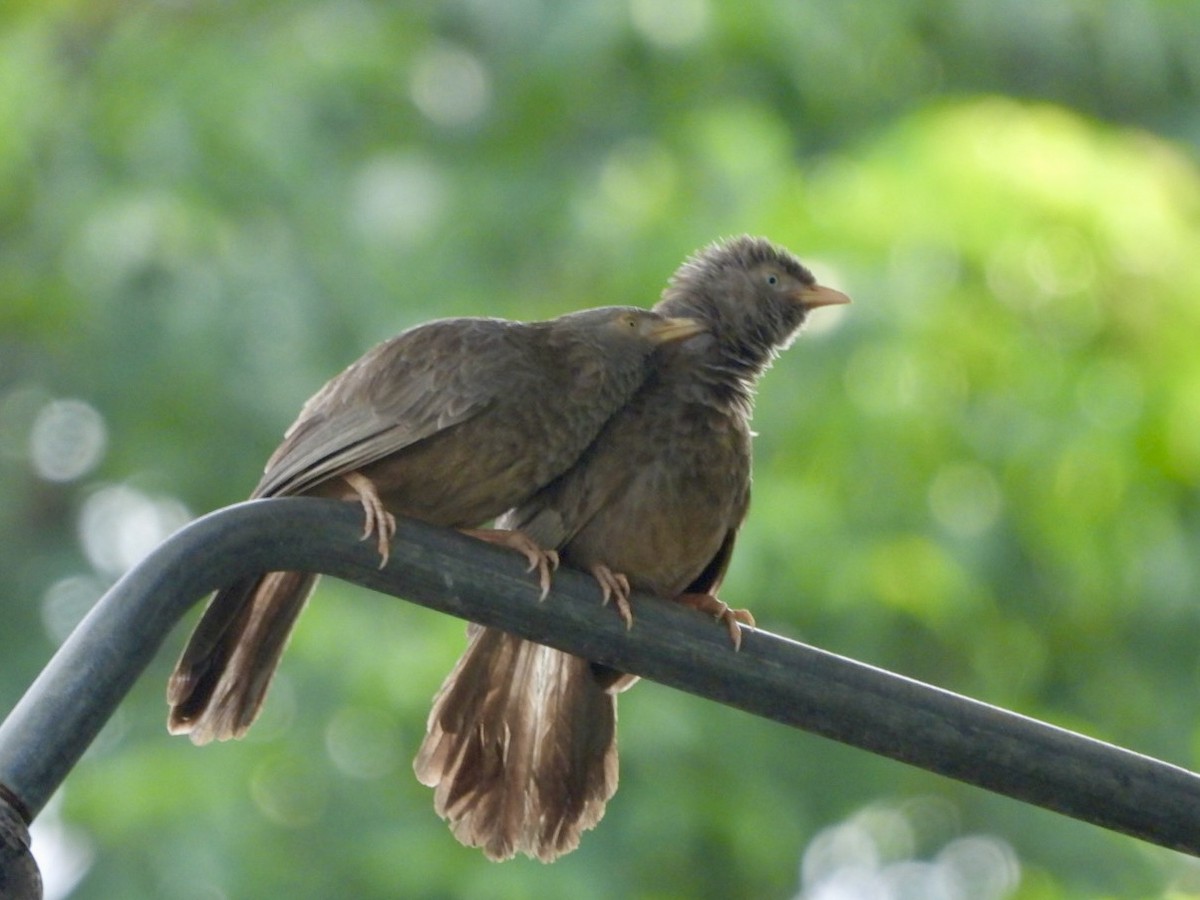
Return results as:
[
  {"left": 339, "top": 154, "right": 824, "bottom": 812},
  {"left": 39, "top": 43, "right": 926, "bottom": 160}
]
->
[{"left": 1, "top": 496, "right": 1199, "bottom": 864}]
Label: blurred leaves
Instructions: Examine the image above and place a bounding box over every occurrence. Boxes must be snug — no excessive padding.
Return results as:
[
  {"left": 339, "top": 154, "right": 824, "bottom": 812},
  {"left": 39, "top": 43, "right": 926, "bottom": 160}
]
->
[{"left": 3, "top": 1, "right": 1200, "bottom": 898}]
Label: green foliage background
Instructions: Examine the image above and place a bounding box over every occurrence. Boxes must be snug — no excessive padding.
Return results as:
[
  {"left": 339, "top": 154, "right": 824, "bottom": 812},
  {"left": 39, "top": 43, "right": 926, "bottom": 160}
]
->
[{"left": 3, "top": 2, "right": 1200, "bottom": 897}]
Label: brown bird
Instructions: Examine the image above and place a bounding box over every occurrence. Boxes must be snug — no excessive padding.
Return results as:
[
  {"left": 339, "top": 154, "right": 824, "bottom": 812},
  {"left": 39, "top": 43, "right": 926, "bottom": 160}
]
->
[
  {"left": 414, "top": 236, "right": 850, "bottom": 861},
  {"left": 167, "top": 306, "right": 705, "bottom": 745}
]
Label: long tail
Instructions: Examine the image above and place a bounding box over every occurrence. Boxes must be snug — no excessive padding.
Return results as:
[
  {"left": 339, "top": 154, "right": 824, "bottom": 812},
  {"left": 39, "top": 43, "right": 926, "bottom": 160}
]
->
[
  {"left": 167, "top": 571, "right": 318, "bottom": 744},
  {"left": 414, "top": 626, "right": 618, "bottom": 862}
]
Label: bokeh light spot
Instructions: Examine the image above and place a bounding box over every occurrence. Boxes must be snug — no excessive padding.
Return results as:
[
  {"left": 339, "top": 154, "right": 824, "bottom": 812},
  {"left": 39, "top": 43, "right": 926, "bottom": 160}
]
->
[
  {"left": 629, "top": 0, "right": 710, "bottom": 48},
  {"left": 29, "top": 398, "right": 107, "bottom": 483},
  {"left": 797, "top": 801, "right": 1019, "bottom": 900},
  {"left": 349, "top": 154, "right": 447, "bottom": 246},
  {"left": 29, "top": 793, "right": 95, "bottom": 900},
  {"left": 410, "top": 43, "right": 491, "bottom": 127},
  {"left": 937, "top": 836, "right": 1021, "bottom": 900},
  {"left": 78, "top": 485, "right": 191, "bottom": 577}
]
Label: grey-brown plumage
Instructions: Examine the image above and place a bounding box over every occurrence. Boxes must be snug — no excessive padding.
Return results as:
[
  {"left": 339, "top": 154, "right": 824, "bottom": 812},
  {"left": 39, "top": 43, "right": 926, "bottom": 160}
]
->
[
  {"left": 167, "top": 306, "right": 705, "bottom": 745},
  {"left": 414, "top": 236, "right": 850, "bottom": 861}
]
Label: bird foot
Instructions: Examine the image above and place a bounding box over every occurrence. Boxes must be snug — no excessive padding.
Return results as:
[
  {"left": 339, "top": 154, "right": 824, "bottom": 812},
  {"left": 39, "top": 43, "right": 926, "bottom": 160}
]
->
[
  {"left": 674, "top": 592, "right": 755, "bottom": 650},
  {"left": 590, "top": 564, "right": 633, "bottom": 630},
  {"left": 341, "top": 471, "right": 397, "bottom": 568},
  {"left": 461, "top": 528, "right": 559, "bottom": 599}
]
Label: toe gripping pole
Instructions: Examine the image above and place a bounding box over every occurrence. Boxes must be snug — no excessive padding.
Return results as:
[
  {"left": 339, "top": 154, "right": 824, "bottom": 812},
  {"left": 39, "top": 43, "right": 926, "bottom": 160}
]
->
[{"left": 3, "top": 497, "right": 1200, "bottom": 897}]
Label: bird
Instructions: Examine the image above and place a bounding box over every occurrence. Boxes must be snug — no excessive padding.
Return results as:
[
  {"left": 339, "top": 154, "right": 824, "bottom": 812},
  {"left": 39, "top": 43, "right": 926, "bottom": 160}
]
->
[
  {"left": 414, "top": 236, "right": 850, "bottom": 862},
  {"left": 166, "top": 306, "right": 706, "bottom": 745}
]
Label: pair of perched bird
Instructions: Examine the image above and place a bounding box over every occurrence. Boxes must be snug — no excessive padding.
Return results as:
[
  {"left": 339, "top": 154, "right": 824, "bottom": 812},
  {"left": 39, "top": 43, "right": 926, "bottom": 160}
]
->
[{"left": 165, "top": 235, "right": 849, "bottom": 862}]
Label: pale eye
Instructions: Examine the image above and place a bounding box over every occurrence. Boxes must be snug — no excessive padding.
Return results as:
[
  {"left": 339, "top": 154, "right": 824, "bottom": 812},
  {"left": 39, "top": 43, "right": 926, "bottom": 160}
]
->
[{"left": 766, "top": 273, "right": 779, "bottom": 286}]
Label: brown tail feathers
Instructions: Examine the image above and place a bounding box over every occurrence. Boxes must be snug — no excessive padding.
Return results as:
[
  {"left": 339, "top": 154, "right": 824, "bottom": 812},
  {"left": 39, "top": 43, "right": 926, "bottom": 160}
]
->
[
  {"left": 414, "top": 626, "right": 618, "bottom": 862},
  {"left": 167, "top": 571, "right": 317, "bottom": 744}
]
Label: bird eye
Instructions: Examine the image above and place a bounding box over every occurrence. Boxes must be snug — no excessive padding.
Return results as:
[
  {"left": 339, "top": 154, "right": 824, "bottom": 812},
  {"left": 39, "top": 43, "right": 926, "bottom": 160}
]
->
[{"left": 766, "top": 273, "right": 779, "bottom": 286}]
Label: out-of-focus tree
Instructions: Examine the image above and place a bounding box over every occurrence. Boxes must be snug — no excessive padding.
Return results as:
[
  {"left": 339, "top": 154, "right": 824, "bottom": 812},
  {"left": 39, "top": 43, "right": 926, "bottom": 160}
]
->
[{"left": 2, "top": 2, "right": 1199, "bottom": 898}]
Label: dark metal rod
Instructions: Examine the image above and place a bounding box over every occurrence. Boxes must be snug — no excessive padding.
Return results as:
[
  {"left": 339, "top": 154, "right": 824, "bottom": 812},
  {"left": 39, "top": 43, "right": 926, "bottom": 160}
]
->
[{"left": 1, "top": 497, "right": 1198, "bottom": 860}]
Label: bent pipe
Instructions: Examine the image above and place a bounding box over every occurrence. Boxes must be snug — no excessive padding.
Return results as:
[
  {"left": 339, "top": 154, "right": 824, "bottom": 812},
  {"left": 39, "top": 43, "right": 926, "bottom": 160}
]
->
[{"left": 1, "top": 496, "right": 1199, "bottom": 867}]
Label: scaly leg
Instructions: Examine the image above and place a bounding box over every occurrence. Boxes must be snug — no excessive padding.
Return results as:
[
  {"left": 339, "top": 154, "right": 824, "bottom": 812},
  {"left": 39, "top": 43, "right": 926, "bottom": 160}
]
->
[
  {"left": 674, "top": 593, "right": 755, "bottom": 650},
  {"left": 461, "top": 528, "right": 559, "bottom": 599},
  {"left": 590, "top": 564, "right": 633, "bottom": 630},
  {"left": 341, "top": 471, "right": 397, "bottom": 568}
]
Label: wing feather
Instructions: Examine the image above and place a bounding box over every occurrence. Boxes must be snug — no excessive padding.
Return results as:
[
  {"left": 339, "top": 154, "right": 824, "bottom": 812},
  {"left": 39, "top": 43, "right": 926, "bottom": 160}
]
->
[{"left": 253, "top": 318, "right": 521, "bottom": 498}]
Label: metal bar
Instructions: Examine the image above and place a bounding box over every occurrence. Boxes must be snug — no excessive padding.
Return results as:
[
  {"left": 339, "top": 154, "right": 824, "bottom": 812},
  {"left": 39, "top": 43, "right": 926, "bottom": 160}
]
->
[{"left": 1, "top": 496, "right": 1198, "bottom": 860}]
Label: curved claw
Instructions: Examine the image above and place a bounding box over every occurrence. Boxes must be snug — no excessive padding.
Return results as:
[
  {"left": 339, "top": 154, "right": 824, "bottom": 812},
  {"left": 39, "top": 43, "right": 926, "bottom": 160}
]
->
[
  {"left": 674, "top": 592, "right": 755, "bottom": 650},
  {"left": 342, "top": 471, "right": 398, "bottom": 568},
  {"left": 461, "top": 528, "right": 558, "bottom": 599},
  {"left": 590, "top": 564, "right": 633, "bottom": 629}
]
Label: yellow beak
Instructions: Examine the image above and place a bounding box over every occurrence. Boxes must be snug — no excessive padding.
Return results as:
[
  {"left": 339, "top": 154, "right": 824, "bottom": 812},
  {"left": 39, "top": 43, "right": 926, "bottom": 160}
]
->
[
  {"left": 794, "top": 284, "right": 852, "bottom": 310},
  {"left": 648, "top": 316, "right": 707, "bottom": 344}
]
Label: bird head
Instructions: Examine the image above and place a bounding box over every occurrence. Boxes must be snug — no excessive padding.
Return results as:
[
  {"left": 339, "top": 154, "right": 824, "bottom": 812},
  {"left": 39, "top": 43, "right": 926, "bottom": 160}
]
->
[{"left": 654, "top": 235, "right": 849, "bottom": 375}]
